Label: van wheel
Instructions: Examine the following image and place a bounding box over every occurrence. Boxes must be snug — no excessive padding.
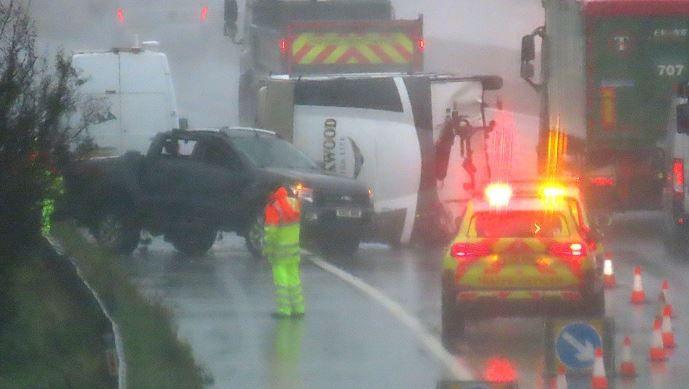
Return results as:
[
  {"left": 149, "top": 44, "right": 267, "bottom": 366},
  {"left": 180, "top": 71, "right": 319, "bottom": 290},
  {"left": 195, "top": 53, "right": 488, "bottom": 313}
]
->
[
  {"left": 245, "top": 212, "right": 264, "bottom": 259},
  {"left": 94, "top": 209, "right": 140, "bottom": 255},
  {"left": 169, "top": 228, "right": 217, "bottom": 256}
]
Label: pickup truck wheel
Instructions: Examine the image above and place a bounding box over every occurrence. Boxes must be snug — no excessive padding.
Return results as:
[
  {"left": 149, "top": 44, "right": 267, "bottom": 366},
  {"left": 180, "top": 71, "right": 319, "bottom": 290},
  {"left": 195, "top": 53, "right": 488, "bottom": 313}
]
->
[
  {"left": 324, "top": 235, "right": 360, "bottom": 256},
  {"left": 169, "top": 228, "right": 217, "bottom": 256},
  {"left": 95, "top": 211, "right": 140, "bottom": 255},
  {"left": 245, "top": 213, "right": 264, "bottom": 258}
]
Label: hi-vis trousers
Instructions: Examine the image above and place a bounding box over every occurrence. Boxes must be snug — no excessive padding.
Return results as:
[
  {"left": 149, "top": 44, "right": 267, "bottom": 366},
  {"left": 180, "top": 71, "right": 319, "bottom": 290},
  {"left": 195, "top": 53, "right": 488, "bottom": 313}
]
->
[{"left": 271, "top": 259, "right": 304, "bottom": 316}]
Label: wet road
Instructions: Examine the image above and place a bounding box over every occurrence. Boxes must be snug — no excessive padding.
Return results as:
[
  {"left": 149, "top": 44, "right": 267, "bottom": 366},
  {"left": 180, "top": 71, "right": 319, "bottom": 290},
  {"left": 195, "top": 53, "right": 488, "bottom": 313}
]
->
[
  {"left": 123, "top": 238, "right": 451, "bottom": 388},
  {"left": 122, "top": 212, "right": 689, "bottom": 388}
]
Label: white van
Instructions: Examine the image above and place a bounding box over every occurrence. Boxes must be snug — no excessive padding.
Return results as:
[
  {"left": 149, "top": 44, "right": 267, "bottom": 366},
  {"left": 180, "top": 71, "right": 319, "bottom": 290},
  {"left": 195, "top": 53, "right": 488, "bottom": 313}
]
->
[
  {"left": 72, "top": 45, "right": 179, "bottom": 154},
  {"left": 256, "top": 73, "right": 501, "bottom": 245}
]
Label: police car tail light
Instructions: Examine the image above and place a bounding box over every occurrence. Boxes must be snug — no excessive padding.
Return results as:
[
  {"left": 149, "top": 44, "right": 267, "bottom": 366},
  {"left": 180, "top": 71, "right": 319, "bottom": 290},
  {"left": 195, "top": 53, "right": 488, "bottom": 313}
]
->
[
  {"left": 673, "top": 158, "right": 684, "bottom": 197},
  {"left": 548, "top": 242, "right": 586, "bottom": 259},
  {"left": 485, "top": 183, "right": 513, "bottom": 208},
  {"left": 451, "top": 242, "right": 490, "bottom": 260}
]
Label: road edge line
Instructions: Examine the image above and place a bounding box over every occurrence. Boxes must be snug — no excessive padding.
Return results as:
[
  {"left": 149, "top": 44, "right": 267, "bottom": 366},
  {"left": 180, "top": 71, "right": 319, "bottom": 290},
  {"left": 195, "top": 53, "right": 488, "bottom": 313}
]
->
[{"left": 306, "top": 255, "right": 474, "bottom": 381}]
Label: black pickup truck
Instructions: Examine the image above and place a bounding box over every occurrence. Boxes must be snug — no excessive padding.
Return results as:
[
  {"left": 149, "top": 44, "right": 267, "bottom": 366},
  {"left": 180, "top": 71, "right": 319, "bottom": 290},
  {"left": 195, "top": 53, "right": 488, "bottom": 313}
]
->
[{"left": 63, "top": 128, "right": 373, "bottom": 256}]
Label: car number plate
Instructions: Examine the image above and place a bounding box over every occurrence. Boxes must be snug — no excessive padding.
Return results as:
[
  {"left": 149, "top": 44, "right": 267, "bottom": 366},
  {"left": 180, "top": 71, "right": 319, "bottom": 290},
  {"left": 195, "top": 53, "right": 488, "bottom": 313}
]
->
[{"left": 336, "top": 208, "right": 362, "bottom": 218}]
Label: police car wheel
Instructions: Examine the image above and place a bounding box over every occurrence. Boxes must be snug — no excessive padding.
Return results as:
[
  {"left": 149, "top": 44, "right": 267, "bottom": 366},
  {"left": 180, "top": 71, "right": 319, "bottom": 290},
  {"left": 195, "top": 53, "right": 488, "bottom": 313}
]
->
[
  {"left": 94, "top": 210, "right": 140, "bottom": 255},
  {"left": 441, "top": 272, "right": 465, "bottom": 349}
]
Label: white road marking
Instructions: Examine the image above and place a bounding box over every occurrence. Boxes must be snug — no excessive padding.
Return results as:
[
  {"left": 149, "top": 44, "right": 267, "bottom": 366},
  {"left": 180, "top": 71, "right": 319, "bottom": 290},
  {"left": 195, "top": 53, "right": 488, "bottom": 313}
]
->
[{"left": 306, "top": 255, "right": 475, "bottom": 381}]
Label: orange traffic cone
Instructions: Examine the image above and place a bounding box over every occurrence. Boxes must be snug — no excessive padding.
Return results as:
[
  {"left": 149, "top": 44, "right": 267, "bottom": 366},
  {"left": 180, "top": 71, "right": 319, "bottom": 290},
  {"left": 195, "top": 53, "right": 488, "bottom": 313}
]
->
[
  {"left": 630, "top": 266, "right": 646, "bottom": 304},
  {"left": 603, "top": 258, "right": 616, "bottom": 288},
  {"left": 650, "top": 318, "right": 667, "bottom": 362},
  {"left": 554, "top": 364, "right": 567, "bottom": 389},
  {"left": 619, "top": 336, "right": 637, "bottom": 378},
  {"left": 591, "top": 347, "right": 608, "bottom": 389},
  {"left": 662, "top": 305, "right": 676, "bottom": 348},
  {"left": 661, "top": 280, "right": 674, "bottom": 317}
]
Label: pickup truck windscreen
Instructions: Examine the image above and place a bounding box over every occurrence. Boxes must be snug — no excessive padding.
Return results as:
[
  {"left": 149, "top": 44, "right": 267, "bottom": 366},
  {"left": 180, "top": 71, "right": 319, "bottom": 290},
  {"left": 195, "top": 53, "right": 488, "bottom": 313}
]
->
[{"left": 231, "top": 135, "right": 320, "bottom": 171}]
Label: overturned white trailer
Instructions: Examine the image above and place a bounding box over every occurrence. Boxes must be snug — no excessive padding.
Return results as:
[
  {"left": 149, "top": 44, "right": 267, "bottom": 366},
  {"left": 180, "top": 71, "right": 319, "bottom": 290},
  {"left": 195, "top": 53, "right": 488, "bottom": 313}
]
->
[{"left": 255, "top": 73, "right": 502, "bottom": 245}]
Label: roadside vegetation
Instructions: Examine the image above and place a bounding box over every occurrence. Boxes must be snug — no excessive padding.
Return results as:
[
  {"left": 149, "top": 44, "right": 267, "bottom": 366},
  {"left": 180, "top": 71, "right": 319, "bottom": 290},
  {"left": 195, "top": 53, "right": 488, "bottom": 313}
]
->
[
  {"left": 52, "top": 222, "right": 211, "bottom": 388},
  {"left": 0, "top": 247, "right": 112, "bottom": 387}
]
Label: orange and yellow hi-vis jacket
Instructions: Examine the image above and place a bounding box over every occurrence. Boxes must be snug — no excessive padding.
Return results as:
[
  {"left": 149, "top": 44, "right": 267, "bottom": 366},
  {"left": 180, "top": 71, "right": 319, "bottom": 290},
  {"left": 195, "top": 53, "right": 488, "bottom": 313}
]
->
[{"left": 263, "top": 187, "right": 301, "bottom": 263}]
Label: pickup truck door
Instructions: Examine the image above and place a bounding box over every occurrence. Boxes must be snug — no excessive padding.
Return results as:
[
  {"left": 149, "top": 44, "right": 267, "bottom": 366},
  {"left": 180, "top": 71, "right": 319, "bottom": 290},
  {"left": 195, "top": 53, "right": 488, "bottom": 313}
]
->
[
  {"left": 139, "top": 137, "right": 199, "bottom": 220},
  {"left": 189, "top": 139, "right": 248, "bottom": 226}
]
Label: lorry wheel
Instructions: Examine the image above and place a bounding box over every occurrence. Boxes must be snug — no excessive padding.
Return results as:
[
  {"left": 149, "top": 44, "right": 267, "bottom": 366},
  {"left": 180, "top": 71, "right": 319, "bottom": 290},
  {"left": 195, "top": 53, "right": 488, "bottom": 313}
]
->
[
  {"left": 94, "top": 210, "right": 140, "bottom": 255},
  {"left": 169, "top": 228, "right": 217, "bottom": 256},
  {"left": 441, "top": 271, "right": 465, "bottom": 351},
  {"left": 666, "top": 223, "right": 689, "bottom": 256},
  {"left": 245, "top": 213, "right": 264, "bottom": 259}
]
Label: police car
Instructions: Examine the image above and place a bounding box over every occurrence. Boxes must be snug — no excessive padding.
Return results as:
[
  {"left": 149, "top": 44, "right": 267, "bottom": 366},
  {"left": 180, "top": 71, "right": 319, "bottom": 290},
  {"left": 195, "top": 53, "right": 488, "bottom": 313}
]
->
[{"left": 441, "top": 183, "right": 605, "bottom": 344}]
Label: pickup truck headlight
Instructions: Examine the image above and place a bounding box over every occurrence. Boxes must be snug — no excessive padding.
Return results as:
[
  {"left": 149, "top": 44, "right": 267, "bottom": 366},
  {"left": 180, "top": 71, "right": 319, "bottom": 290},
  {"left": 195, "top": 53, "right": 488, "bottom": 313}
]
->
[{"left": 290, "top": 183, "right": 314, "bottom": 203}]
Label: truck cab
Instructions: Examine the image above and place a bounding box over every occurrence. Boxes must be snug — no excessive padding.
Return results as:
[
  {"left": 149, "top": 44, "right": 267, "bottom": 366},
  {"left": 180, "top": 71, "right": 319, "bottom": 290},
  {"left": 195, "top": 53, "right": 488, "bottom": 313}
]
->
[
  {"left": 520, "top": 0, "right": 689, "bottom": 215},
  {"left": 228, "top": 0, "right": 424, "bottom": 125}
]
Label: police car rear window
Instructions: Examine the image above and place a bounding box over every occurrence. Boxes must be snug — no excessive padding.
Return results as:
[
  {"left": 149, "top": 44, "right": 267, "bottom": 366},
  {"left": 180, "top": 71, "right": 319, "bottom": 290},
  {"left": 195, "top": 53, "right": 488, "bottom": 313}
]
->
[
  {"left": 469, "top": 211, "right": 569, "bottom": 238},
  {"left": 294, "top": 78, "right": 403, "bottom": 112}
]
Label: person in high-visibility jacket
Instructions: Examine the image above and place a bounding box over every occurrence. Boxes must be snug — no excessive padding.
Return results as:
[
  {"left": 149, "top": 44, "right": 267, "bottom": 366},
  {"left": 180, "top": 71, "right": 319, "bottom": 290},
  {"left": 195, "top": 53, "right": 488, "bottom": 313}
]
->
[{"left": 264, "top": 186, "right": 305, "bottom": 318}]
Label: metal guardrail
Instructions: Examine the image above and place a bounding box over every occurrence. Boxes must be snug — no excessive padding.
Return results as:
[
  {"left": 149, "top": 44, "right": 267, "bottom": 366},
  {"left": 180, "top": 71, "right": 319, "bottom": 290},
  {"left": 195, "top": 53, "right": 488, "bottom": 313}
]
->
[{"left": 45, "top": 235, "right": 127, "bottom": 389}]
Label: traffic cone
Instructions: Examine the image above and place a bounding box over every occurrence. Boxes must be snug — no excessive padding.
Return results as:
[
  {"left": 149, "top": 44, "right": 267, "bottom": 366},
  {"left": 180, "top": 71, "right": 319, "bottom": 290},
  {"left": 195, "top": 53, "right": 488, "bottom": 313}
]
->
[
  {"left": 591, "top": 347, "right": 608, "bottom": 389},
  {"left": 555, "top": 364, "right": 567, "bottom": 389},
  {"left": 630, "top": 266, "right": 646, "bottom": 304},
  {"left": 662, "top": 305, "right": 676, "bottom": 349},
  {"left": 619, "top": 336, "right": 637, "bottom": 378},
  {"left": 661, "top": 280, "right": 674, "bottom": 317},
  {"left": 603, "top": 258, "right": 616, "bottom": 288},
  {"left": 650, "top": 318, "right": 667, "bottom": 362}
]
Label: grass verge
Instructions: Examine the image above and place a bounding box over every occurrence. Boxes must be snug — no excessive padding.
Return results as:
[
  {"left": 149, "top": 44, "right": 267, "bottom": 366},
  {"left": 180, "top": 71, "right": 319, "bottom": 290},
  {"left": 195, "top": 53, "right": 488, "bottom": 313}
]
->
[
  {"left": 0, "top": 246, "right": 112, "bottom": 387},
  {"left": 51, "top": 221, "right": 211, "bottom": 388}
]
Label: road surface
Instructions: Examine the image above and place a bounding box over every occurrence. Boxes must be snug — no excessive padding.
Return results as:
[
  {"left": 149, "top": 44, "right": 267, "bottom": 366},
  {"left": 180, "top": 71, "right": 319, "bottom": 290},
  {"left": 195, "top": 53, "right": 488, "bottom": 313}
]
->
[{"left": 118, "top": 212, "right": 689, "bottom": 388}]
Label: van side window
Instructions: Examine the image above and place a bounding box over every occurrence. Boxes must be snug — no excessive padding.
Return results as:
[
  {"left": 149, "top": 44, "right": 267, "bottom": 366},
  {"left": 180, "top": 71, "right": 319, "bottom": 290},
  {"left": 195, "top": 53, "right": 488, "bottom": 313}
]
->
[{"left": 294, "top": 78, "right": 403, "bottom": 112}]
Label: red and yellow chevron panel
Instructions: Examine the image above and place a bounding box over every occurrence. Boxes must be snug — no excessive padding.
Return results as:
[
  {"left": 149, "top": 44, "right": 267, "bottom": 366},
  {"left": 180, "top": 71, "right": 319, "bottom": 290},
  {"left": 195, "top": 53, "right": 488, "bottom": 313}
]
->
[{"left": 291, "top": 32, "right": 415, "bottom": 65}]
